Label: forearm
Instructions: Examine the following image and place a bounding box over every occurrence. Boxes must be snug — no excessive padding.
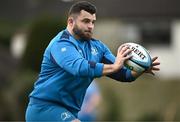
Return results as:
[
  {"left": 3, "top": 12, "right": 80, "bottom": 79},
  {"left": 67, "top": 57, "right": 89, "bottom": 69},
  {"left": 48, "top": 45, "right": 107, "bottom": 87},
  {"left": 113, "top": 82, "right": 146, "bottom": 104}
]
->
[
  {"left": 102, "top": 64, "right": 119, "bottom": 76},
  {"left": 102, "top": 58, "right": 140, "bottom": 82},
  {"left": 131, "top": 70, "right": 143, "bottom": 79}
]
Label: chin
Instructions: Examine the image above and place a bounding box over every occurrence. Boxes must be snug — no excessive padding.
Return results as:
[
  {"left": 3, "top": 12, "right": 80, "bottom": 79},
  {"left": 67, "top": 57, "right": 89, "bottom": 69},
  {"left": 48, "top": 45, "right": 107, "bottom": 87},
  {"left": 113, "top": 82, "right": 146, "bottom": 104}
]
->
[
  {"left": 82, "top": 37, "right": 91, "bottom": 41},
  {"left": 81, "top": 34, "right": 92, "bottom": 41}
]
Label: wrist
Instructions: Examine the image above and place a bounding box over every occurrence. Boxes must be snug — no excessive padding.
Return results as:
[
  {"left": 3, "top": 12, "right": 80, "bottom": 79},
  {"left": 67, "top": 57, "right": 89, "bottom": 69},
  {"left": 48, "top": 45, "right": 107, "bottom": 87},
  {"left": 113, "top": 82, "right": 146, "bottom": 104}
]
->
[
  {"left": 131, "top": 70, "right": 143, "bottom": 78},
  {"left": 102, "top": 64, "right": 119, "bottom": 75},
  {"left": 112, "top": 64, "right": 120, "bottom": 73}
]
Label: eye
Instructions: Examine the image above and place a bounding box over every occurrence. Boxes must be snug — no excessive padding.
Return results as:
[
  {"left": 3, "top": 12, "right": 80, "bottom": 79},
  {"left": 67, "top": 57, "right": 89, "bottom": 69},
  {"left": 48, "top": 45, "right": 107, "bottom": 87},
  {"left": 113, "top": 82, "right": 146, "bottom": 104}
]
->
[{"left": 82, "top": 19, "right": 90, "bottom": 23}]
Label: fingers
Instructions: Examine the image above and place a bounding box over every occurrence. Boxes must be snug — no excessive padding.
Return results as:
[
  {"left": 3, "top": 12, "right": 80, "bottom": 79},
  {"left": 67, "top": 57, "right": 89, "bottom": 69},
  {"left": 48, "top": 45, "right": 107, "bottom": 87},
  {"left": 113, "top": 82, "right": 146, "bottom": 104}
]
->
[
  {"left": 152, "top": 62, "right": 160, "bottom": 66},
  {"left": 117, "top": 45, "right": 132, "bottom": 62},
  {"left": 151, "top": 56, "right": 160, "bottom": 71},
  {"left": 149, "top": 71, "right": 155, "bottom": 76},
  {"left": 124, "top": 54, "right": 132, "bottom": 60},
  {"left": 151, "top": 56, "right": 160, "bottom": 70},
  {"left": 118, "top": 45, "right": 132, "bottom": 56},
  {"left": 118, "top": 44, "right": 127, "bottom": 52},
  {"left": 148, "top": 66, "right": 160, "bottom": 76},
  {"left": 152, "top": 67, "right": 160, "bottom": 71},
  {"left": 152, "top": 56, "right": 158, "bottom": 62},
  {"left": 145, "top": 56, "right": 160, "bottom": 76},
  {"left": 119, "top": 45, "right": 129, "bottom": 54},
  {"left": 122, "top": 48, "right": 132, "bottom": 57}
]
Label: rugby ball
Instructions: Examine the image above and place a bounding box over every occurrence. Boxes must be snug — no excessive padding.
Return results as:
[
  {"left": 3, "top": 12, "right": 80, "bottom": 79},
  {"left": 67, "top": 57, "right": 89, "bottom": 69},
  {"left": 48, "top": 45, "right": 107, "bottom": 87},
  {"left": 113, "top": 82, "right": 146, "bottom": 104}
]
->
[{"left": 123, "top": 43, "right": 152, "bottom": 73}]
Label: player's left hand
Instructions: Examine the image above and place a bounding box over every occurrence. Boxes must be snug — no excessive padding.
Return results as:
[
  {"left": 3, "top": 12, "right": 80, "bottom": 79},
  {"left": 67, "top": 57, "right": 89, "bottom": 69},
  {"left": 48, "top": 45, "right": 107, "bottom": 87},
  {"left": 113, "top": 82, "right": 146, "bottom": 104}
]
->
[{"left": 145, "top": 56, "right": 160, "bottom": 75}]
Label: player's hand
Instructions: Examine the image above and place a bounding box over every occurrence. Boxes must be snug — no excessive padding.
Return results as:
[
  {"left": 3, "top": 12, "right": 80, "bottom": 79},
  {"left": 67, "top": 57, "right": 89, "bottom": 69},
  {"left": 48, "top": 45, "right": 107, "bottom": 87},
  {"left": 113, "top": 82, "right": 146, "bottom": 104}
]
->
[
  {"left": 113, "top": 45, "right": 132, "bottom": 72},
  {"left": 145, "top": 56, "right": 160, "bottom": 75}
]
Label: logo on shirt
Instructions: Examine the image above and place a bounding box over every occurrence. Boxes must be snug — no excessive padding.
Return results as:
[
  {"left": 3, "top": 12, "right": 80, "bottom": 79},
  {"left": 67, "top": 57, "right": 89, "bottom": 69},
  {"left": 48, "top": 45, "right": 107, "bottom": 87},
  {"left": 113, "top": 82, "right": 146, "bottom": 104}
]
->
[
  {"left": 91, "top": 47, "right": 98, "bottom": 55},
  {"left": 61, "top": 47, "right": 67, "bottom": 52},
  {"left": 61, "top": 111, "right": 71, "bottom": 120}
]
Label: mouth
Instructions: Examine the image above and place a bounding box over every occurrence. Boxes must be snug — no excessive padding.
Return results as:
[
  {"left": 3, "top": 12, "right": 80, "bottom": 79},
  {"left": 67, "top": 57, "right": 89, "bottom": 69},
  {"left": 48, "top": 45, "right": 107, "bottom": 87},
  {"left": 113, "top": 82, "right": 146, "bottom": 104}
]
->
[{"left": 84, "top": 31, "right": 92, "bottom": 34}]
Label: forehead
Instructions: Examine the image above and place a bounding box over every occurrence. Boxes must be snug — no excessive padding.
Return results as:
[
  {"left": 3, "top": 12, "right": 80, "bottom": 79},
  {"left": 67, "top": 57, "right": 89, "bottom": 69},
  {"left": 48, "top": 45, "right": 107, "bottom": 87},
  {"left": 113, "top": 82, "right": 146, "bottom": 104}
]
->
[{"left": 77, "top": 10, "right": 96, "bottom": 20}]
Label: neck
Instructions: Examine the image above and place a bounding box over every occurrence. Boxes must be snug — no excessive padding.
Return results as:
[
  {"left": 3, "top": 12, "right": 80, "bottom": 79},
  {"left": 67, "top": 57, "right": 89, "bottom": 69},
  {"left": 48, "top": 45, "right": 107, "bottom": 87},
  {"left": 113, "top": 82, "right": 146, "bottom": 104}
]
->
[{"left": 67, "top": 25, "right": 80, "bottom": 40}]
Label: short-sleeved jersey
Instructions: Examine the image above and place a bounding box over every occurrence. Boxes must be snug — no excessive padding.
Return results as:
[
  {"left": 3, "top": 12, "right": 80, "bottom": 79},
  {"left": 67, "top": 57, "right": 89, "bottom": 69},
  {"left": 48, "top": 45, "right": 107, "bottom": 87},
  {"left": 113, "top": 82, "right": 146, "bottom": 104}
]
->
[{"left": 29, "top": 29, "right": 135, "bottom": 117}]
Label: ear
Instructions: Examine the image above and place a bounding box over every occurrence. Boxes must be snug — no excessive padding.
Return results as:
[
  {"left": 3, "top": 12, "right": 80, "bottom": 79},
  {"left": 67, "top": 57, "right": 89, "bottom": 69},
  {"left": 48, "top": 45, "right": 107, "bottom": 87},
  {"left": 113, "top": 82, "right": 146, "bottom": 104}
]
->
[{"left": 67, "top": 17, "right": 74, "bottom": 26}]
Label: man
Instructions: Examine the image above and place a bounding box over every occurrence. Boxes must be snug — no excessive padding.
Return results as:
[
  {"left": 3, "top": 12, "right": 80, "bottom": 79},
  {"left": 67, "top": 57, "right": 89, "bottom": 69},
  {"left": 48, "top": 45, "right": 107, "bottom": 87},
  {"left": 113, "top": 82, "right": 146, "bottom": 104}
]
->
[{"left": 25, "top": 1, "right": 160, "bottom": 122}]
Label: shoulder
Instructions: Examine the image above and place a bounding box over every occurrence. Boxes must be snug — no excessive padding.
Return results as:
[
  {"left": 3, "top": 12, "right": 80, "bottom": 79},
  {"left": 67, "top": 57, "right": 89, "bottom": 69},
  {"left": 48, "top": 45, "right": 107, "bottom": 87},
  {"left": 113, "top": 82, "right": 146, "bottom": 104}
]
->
[
  {"left": 49, "top": 30, "right": 80, "bottom": 51},
  {"left": 53, "top": 30, "right": 76, "bottom": 45},
  {"left": 59, "top": 30, "right": 70, "bottom": 40}
]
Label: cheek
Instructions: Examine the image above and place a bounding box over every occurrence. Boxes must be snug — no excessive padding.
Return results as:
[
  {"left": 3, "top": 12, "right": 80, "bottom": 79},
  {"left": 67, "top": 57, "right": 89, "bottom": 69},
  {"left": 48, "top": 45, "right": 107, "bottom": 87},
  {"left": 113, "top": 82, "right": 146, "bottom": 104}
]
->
[
  {"left": 77, "top": 21, "right": 86, "bottom": 27},
  {"left": 81, "top": 24, "right": 88, "bottom": 30},
  {"left": 76, "top": 22, "right": 83, "bottom": 28},
  {"left": 78, "top": 24, "right": 86, "bottom": 31}
]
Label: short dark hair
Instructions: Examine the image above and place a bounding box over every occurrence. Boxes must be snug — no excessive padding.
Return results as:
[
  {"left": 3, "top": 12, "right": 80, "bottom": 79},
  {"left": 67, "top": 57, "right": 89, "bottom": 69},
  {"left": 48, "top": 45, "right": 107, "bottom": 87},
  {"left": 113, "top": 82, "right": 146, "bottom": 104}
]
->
[{"left": 68, "top": 1, "right": 97, "bottom": 17}]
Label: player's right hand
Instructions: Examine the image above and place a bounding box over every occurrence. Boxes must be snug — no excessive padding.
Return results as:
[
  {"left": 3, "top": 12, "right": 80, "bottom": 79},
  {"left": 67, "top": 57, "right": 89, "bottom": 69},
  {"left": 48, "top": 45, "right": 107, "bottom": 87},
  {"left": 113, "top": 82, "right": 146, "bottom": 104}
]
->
[{"left": 113, "top": 45, "right": 132, "bottom": 72}]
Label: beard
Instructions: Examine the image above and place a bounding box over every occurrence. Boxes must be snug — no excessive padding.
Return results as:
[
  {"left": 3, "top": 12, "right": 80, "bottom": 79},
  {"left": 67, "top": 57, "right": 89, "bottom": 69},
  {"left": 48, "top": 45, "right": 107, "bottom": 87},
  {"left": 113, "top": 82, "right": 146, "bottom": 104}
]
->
[{"left": 72, "top": 24, "right": 93, "bottom": 41}]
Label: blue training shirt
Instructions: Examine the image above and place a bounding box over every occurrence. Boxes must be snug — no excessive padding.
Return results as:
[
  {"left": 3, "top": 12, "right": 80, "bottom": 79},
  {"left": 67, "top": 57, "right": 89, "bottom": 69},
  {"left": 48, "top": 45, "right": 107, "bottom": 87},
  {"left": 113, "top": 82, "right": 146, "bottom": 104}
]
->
[{"left": 29, "top": 29, "right": 135, "bottom": 117}]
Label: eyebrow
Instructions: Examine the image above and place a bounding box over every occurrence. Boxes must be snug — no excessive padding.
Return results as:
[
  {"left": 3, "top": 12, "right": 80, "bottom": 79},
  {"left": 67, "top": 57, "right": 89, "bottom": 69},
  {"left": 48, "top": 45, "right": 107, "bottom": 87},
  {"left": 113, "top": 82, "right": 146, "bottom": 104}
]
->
[{"left": 81, "top": 17, "right": 96, "bottom": 21}]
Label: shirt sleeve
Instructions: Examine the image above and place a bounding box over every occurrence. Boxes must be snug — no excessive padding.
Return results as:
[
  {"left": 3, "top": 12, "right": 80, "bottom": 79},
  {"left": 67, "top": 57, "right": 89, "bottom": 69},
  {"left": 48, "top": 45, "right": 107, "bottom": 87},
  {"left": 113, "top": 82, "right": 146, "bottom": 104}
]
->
[
  {"left": 50, "top": 40, "right": 104, "bottom": 78},
  {"left": 101, "top": 42, "right": 136, "bottom": 82}
]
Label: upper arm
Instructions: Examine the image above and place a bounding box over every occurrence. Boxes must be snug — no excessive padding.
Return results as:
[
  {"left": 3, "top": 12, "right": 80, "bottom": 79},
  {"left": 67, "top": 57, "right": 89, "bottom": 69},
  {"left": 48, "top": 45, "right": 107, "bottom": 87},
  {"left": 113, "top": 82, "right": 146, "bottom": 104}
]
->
[{"left": 50, "top": 41, "right": 103, "bottom": 78}]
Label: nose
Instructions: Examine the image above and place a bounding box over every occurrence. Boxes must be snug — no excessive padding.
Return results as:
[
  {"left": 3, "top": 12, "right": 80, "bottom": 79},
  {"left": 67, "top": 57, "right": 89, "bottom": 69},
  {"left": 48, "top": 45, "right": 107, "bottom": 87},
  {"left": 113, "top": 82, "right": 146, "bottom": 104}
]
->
[{"left": 88, "top": 22, "right": 94, "bottom": 30}]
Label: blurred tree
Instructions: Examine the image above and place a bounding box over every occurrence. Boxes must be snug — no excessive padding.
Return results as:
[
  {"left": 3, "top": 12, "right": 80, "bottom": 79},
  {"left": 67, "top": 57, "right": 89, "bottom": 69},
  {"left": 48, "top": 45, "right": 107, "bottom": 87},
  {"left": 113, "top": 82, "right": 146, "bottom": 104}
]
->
[
  {"left": 0, "top": 71, "right": 38, "bottom": 120},
  {"left": 22, "top": 17, "right": 66, "bottom": 72},
  {"left": 0, "top": 20, "right": 20, "bottom": 47},
  {"left": 0, "top": 36, "right": 11, "bottom": 47}
]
